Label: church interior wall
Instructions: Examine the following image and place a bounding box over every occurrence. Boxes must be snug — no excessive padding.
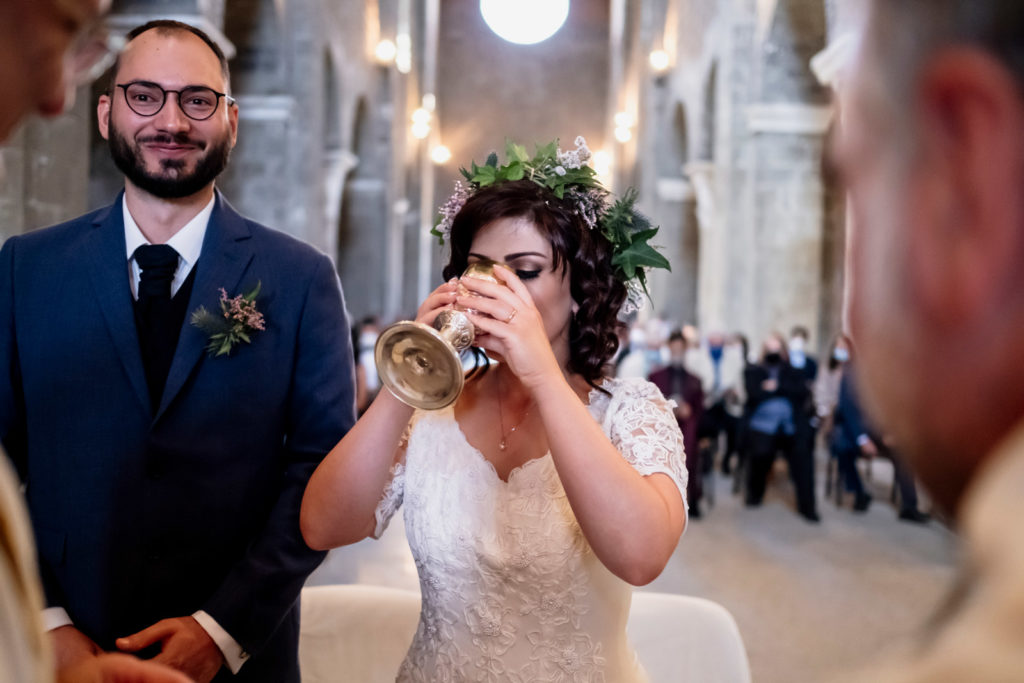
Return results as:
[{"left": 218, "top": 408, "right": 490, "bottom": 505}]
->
[{"left": 0, "top": 0, "right": 849, "bottom": 356}]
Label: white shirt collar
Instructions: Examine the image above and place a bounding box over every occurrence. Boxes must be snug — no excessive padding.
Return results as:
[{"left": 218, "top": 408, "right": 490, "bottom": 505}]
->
[
  {"left": 123, "top": 193, "right": 215, "bottom": 298},
  {"left": 123, "top": 193, "right": 214, "bottom": 266}
]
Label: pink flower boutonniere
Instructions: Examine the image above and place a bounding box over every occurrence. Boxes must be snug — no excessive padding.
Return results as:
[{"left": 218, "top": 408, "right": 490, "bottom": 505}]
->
[{"left": 190, "top": 282, "right": 266, "bottom": 357}]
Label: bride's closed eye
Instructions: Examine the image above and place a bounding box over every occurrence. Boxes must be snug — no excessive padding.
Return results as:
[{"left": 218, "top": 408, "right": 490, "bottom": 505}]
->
[{"left": 515, "top": 269, "right": 542, "bottom": 281}]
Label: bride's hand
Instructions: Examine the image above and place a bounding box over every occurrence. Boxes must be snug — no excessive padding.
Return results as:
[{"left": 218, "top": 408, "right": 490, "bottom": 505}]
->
[
  {"left": 457, "top": 266, "right": 562, "bottom": 389},
  {"left": 415, "top": 279, "right": 459, "bottom": 326}
]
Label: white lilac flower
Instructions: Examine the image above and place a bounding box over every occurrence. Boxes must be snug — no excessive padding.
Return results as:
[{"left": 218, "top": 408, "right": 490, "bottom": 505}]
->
[
  {"left": 554, "top": 165, "right": 566, "bottom": 176},
  {"left": 436, "top": 180, "right": 470, "bottom": 243},
  {"left": 557, "top": 135, "right": 591, "bottom": 170}
]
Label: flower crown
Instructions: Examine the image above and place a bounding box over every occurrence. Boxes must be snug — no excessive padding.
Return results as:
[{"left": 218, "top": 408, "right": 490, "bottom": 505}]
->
[{"left": 432, "top": 137, "right": 670, "bottom": 314}]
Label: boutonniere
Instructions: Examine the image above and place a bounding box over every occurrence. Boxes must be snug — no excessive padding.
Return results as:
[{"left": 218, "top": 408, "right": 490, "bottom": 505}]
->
[{"left": 190, "top": 282, "right": 266, "bottom": 357}]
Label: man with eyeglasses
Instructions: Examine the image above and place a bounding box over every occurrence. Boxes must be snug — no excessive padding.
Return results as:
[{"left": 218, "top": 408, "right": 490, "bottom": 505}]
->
[{"left": 0, "top": 18, "right": 356, "bottom": 683}]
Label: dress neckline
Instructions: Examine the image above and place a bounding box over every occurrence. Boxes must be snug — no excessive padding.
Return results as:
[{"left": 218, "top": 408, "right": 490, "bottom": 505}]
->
[{"left": 442, "top": 378, "right": 614, "bottom": 485}]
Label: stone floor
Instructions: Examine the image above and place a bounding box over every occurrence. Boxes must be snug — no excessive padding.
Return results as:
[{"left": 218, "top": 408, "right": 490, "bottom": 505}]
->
[{"left": 307, "top": 455, "right": 958, "bottom": 683}]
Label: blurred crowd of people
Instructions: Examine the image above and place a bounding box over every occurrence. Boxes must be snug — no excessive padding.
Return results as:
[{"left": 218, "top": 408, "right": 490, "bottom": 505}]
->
[{"left": 609, "top": 318, "right": 929, "bottom": 524}]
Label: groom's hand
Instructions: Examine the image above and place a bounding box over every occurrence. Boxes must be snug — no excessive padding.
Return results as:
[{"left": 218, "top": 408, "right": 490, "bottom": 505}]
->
[{"left": 116, "top": 617, "right": 223, "bottom": 683}]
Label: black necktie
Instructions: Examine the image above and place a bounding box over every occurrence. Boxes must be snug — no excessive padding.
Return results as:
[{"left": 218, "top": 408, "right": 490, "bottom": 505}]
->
[
  {"left": 134, "top": 244, "right": 179, "bottom": 301},
  {"left": 133, "top": 244, "right": 180, "bottom": 411}
]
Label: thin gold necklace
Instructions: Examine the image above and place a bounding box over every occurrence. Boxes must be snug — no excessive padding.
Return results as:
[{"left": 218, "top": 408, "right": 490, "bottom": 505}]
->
[{"left": 496, "top": 371, "right": 532, "bottom": 451}]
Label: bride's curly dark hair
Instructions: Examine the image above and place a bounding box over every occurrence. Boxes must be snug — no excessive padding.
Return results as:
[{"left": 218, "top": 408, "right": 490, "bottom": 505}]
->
[{"left": 442, "top": 180, "right": 626, "bottom": 390}]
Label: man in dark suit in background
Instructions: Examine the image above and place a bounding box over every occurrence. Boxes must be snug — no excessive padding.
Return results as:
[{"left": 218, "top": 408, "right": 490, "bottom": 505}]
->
[
  {"left": 832, "top": 361, "right": 929, "bottom": 521},
  {"left": 649, "top": 330, "right": 705, "bottom": 517},
  {"left": 0, "top": 20, "right": 355, "bottom": 683}
]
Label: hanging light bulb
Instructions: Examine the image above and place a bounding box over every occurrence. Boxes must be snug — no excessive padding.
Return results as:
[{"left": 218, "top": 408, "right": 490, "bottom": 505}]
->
[
  {"left": 396, "top": 34, "right": 412, "bottom": 74},
  {"left": 375, "top": 39, "right": 397, "bottom": 64},
  {"left": 480, "top": 0, "right": 570, "bottom": 45},
  {"left": 411, "top": 108, "right": 431, "bottom": 125},
  {"left": 649, "top": 49, "right": 670, "bottom": 72},
  {"left": 431, "top": 145, "right": 452, "bottom": 164},
  {"left": 411, "top": 121, "right": 431, "bottom": 139}
]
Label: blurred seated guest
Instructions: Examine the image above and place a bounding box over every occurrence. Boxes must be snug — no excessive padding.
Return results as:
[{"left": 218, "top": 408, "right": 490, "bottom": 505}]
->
[
  {"left": 832, "top": 351, "right": 928, "bottom": 522},
  {"left": 688, "top": 330, "right": 746, "bottom": 475},
  {"left": 615, "top": 322, "right": 649, "bottom": 379},
  {"left": 815, "top": 334, "right": 851, "bottom": 438},
  {"left": 744, "top": 334, "right": 819, "bottom": 522},
  {"left": 787, "top": 325, "right": 818, "bottom": 383},
  {"left": 788, "top": 326, "right": 823, "bottom": 515},
  {"left": 830, "top": 356, "right": 877, "bottom": 513},
  {"left": 650, "top": 330, "right": 706, "bottom": 517}
]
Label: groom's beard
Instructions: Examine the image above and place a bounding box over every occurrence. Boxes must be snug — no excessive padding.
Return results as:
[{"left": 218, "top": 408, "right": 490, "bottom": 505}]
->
[{"left": 107, "top": 118, "right": 232, "bottom": 199}]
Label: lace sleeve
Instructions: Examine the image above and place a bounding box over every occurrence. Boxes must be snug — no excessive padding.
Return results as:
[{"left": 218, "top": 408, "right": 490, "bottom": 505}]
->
[
  {"left": 370, "top": 420, "right": 412, "bottom": 539},
  {"left": 604, "top": 379, "right": 689, "bottom": 508}
]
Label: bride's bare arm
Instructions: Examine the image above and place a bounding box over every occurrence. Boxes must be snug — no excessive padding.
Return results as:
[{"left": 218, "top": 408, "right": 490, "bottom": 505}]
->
[
  {"left": 300, "top": 281, "right": 459, "bottom": 549},
  {"left": 300, "top": 388, "right": 413, "bottom": 549},
  {"left": 533, "top": 378, "right": 686, "bottom": 586}
]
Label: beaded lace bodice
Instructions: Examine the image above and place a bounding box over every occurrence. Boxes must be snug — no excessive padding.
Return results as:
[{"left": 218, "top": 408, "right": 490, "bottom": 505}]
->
[{"left": 373, "top": 377, "right": 688, "bottom": 682}]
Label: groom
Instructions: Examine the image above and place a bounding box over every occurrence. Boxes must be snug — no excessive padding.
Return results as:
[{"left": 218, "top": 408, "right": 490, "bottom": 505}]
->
[{"left": 0, "top": 20, "right": 355, "bottom": 683}]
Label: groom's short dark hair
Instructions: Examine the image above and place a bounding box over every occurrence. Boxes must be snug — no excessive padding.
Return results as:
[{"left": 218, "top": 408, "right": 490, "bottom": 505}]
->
[{"left": 107, "top": 19, "right": 231, "bottom": 93}]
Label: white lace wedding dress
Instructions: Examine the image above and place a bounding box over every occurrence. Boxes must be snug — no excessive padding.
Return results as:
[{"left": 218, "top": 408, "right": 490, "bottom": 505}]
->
[{"left": 372, "top": 377, "right": 688, "bottom": 683}]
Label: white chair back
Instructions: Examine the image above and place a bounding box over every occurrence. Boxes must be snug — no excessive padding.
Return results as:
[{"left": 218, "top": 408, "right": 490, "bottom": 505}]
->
[
  {"left": 299, "top": 585, "right": 751, "bottom": 683},
  {"left": 299, "top": 584, "right": 420, "bottom": 683},
  {"left": 629, "top": 591, "right": 752, "bottom": 682}
]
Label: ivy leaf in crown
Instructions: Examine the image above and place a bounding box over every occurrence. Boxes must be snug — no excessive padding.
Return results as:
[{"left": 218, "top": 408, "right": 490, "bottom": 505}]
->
[{"left": 431, "top": 136, "right": 670, "bottom": 314}]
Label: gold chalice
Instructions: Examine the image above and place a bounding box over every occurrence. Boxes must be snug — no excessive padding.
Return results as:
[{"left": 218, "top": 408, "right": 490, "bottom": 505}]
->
[{"left": 375, "top": 260, "right": 501, "bottom": 410}]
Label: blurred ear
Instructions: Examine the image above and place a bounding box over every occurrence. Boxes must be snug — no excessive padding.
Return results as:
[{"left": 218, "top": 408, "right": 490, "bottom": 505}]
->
[
  {"left": 227, "top": 98, "right": 239, "bottom": 149},
  {"left": 908, "top": 47, "right": 1024, "bottom": 328},
  {"left": 97, "top": 93, "right": 111, "bottom": 140}
]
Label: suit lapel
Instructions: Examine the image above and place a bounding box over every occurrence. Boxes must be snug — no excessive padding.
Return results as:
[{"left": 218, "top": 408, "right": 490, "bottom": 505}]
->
[
  {"left": 155, "top": 192, "right": 254, "bottom": 421},
  {"left": 84, "top": 196, "right": 151, "bottom": 414}
]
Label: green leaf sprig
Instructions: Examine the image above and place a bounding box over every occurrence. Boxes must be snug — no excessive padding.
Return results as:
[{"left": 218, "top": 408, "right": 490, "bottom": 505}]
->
[{"left": 432, "top": 137, "right": 671, "bottom": 311}]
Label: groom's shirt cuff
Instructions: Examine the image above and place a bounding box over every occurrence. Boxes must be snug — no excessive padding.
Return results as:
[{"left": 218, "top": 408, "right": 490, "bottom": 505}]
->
[
  {"left": 41, "top": 606, "right": 249, "bottom": 674},
  {"left": 193, "top": 610, "right": 250, "bottom": 674},
  {"left": 42, "top": 607, "right": 72, "bottom": 631}
]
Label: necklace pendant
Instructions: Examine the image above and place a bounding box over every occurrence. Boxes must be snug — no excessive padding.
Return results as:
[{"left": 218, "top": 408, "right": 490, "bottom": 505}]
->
[{"left": 499, "top": 438, "right": 507, "bottom": 451}]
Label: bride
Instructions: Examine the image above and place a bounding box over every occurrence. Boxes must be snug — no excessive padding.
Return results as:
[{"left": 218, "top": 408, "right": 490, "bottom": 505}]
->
[{"left": 301, "top": 138, "right": 688, "bottom": 682}]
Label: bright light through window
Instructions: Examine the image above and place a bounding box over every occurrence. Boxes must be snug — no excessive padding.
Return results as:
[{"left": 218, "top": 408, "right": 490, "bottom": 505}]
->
[{"left": 480, "top": 0, "right": 570, "bottom": 45}]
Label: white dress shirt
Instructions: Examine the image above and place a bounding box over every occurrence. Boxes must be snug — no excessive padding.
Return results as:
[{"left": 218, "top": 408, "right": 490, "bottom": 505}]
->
[
  {"left": 124, "top": 194, "right": 212, "bottom": 300},
  {"left": 43, "top": 193, "right": 251, "bottom": 674}
]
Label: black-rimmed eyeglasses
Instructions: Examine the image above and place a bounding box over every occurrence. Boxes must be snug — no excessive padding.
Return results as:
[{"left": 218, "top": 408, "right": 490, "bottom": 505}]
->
[{"left": 116, "top": 81, "right": 236, "bottom": 121}]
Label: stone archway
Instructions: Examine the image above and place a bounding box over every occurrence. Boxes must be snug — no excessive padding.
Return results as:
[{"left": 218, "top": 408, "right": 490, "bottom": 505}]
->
[
  {"left": 689, "top": 61, "right": 721, "bottom": 332},
  {"left": 336, "top": 97, "right": 387, "bottom": 322},
  {"left": 322, "top": 50, "right": 352, "bottom": 265}
]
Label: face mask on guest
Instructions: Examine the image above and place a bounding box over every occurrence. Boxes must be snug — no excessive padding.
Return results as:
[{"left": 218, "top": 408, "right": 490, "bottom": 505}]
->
[{"left": 764, "top": 352, "right": 782, "bottom": 365}]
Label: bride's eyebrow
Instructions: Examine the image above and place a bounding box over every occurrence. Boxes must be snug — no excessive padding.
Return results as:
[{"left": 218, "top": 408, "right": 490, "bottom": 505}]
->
[{"left": 467, "top": 251, "right": 548, "bottom": 261}]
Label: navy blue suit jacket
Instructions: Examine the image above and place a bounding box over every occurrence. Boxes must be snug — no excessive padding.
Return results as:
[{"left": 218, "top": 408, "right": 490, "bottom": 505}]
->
[
  {"left": 832, "top": 367, "right": 870, "bottom": 455},
  {"left": 0, "top": 192, "right": 356, "bottom": 682}
]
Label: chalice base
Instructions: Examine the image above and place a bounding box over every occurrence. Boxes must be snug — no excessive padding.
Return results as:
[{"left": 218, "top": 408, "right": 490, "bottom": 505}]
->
[{"left": 375, "top": 321, "right": 465, "bottom": 410}]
